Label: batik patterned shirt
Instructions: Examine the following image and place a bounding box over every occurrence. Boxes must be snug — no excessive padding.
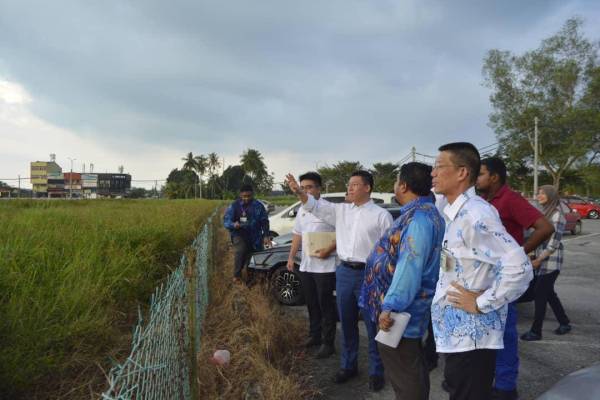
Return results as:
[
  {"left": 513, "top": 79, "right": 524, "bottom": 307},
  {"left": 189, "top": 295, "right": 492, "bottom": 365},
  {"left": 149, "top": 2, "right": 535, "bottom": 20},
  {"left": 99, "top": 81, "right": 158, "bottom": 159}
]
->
[
  {"left": 359, "top": 196, "right": 445, "bottom": 338},
  {"left": 432, "top": 187, "right": 533, "bottom": 353}
]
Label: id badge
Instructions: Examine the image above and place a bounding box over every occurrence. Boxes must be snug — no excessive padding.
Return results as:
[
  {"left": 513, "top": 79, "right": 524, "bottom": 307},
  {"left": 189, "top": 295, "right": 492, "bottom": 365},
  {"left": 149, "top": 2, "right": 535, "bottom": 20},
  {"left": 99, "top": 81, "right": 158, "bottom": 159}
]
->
[
  {"left": 240, "top": 216, "right": 248, "bottom": 224},
  {"left": 440, "top": 249, "right": 454, "bottom": 273}
]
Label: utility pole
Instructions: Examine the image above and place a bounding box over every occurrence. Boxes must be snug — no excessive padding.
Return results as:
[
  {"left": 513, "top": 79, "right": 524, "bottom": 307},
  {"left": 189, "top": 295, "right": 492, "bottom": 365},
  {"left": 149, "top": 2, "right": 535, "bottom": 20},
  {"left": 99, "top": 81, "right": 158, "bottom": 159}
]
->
[
  {"left": 411, "top": 146, "right": 416, "bottom": 162},
  {"left": 67, "top": 157, "right": 76, "bottom": 199},
  {"left": 533, "top": 117, "right": 539, "bottom": 197}
]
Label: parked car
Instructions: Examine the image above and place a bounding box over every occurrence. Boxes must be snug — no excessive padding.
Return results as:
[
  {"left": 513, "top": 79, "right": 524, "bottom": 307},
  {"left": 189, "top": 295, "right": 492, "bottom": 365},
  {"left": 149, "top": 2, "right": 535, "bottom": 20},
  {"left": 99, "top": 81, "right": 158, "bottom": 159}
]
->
[
  {"left": 250, "top": 206, "right": 402, "bottom": 305},
  {"left": 563, "top": 196, "right": 600, "bottom": 219},
  {"left": 257, "top": 199, "right": 275, "bottom": 214},
  {"left": 267, "top": 192, "right": 395, "bottom": 237},
  {"left": 528, "top": 200, "right": 582, "bottom": 235},
  {"left": 537, "top": 363, "right": 600, "bottom": 400}
]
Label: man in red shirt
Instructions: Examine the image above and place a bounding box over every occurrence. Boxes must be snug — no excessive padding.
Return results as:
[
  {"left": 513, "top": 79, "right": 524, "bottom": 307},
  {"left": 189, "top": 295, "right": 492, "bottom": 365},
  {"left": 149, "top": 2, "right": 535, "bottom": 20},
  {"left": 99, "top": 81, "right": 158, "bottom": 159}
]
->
[{"left": 476, "top": 157, "right": 554, "bottom": 400}]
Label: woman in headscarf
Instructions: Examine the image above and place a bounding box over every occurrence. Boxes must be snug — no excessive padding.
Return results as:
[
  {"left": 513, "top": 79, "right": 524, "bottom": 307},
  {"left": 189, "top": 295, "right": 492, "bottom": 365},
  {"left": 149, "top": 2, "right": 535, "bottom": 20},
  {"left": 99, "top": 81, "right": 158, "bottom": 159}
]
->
[{"left": 520, "top": 185, "right": 572, "bottom": 341}]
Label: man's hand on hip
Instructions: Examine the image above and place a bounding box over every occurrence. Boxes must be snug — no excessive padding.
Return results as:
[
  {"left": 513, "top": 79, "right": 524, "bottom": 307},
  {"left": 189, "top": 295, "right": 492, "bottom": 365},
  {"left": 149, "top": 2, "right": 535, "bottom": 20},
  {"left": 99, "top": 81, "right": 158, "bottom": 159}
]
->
[{"left": 447, "top": 282, "right": 484, "bottom": 314}]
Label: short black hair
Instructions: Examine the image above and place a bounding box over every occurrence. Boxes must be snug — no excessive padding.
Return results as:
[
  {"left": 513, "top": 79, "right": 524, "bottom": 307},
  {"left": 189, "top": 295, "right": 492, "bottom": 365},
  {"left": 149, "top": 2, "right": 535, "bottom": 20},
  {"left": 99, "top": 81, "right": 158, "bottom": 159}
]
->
[
  {"left": 351, "top": 170, "right": 374, "bottom": 192},
  {"left": 481, "top": 157, "right": 507, "bottom": 185},
  {"left": 298, "top": 172, "right": 322, "bottom": 187},
  {"left": 240, "top": 184, "right": 254, "bottom": 193},
  {"left": 438, "top": 142, "right": 481, "bottom": 185},
  {"left": 398, "top": 162, "right": 433, "bottom": 196}
]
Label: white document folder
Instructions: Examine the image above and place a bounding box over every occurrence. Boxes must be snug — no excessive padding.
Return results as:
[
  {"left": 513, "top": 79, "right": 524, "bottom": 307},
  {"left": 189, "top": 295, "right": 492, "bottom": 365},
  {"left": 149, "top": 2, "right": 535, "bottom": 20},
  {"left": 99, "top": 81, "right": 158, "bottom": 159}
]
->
[
  {"left": 375, "top": 312, "right": 411, "bottom": 348},
  {"left": 305, "top": 232, "right": 336, "bottom": 257}
]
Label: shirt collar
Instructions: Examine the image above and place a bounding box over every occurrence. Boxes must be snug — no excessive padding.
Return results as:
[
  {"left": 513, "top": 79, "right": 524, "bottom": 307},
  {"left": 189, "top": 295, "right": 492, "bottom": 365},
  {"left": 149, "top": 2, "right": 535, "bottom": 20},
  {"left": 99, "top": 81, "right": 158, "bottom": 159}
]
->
[
  {"left": 400, "top": 195, "right": 432, "bottom": 214},
  {"left": 351, "top": 199, "right": 374, "bottom": 209},
  {"left": 443, "top": 186, "right": 476, "bottom": 221},
  {"left": 490, "top": 184, "right": 509, "bottom": 202}
]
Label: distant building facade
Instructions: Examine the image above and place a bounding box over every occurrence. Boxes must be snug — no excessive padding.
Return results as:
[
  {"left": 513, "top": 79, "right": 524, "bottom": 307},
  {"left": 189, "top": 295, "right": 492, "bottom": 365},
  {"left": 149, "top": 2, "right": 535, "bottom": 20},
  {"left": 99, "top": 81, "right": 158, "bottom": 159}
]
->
[
  {"left": 30, "top": 161, "right": 62, "bottom": 197},
  {"left": 81, "top": 174, "right": 98, "bottom": 199},
  {"left": 97, "top": 173, "right": 131, "bottom": 198},
  {"left": 63, "top": 173, "right": 82, "bottom": 198}
]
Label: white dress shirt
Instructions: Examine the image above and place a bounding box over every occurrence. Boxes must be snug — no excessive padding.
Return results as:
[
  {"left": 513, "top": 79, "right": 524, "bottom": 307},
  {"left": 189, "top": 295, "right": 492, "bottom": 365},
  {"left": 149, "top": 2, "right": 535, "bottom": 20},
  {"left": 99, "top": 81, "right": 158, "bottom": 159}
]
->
[
  {"left": 431, "top": 186, "right": 533, "bottom": 353},
  {"left": 292, "top": 198, "right": 338, "bottom": 273},
  {"left": 302, "top": 195, "right": 393, "bottom": 263}
]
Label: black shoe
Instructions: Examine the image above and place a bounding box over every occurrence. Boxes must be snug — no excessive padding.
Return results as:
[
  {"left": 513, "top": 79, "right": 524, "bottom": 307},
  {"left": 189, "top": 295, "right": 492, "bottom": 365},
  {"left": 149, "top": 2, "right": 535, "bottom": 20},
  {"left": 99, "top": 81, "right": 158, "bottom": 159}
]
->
[
  {"left": 368, "top": 375, "right": 385, "bottom": 392},
  {"left": 314, "top": 344, "right": 335, "bottom": 359},
  {"left": 554, "top": 324, "right": 572, "bottom": 335},
  {"left": 303, "top": 337, "right": 321, "bottom": 348},
  {"left": 492, "top": 388, "right": 519, "bottom": 400},
  {"left": 520, "top": 331, "right": 542, "bottom": 341},
  {"left": 441, "top": 380, "right": 450, "bottom": 393},
  {"left": 334, "top": 368, "right": 357, "bottom": 384}
]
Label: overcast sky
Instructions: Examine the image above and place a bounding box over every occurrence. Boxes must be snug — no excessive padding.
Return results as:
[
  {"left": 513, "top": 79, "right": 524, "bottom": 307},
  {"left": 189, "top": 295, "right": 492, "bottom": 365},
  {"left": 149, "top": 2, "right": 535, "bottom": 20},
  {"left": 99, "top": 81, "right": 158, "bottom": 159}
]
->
[{"left": 1, "top": 0, "right": 600, "bottom": 190}]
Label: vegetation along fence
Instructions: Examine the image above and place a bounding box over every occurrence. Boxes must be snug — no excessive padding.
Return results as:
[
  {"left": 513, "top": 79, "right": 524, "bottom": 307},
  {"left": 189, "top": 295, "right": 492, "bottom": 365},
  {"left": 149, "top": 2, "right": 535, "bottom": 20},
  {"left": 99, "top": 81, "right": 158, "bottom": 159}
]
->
[{"left": 102, "top": 208, "right": 219, "bottom": 399}]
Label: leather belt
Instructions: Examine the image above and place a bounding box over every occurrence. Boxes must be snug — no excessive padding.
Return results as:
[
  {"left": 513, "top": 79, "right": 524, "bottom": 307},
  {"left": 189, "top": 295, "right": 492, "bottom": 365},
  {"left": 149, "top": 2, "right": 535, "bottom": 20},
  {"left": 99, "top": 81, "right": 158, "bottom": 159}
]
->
[{"left": 343, "top": 261, "right": 366, "bottom": 270}]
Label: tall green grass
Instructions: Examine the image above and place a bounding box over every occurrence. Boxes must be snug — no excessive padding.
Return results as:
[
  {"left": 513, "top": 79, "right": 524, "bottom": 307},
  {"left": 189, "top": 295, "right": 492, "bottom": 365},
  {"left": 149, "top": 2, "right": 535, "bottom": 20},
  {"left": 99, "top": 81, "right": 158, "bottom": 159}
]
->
[{"left": 0, "top": 199, "right": 220, "bottom": 398}]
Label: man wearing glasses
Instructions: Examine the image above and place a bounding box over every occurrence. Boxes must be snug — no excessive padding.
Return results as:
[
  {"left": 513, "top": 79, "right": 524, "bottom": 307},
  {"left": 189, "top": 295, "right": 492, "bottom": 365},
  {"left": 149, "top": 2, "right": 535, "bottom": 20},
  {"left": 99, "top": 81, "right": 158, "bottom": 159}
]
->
[
  {"left": 286, "top": 172, "right": 338, "bottom": 359},
  {"left": 286, "top": 170, "right": 393, "bottom": 392},
  {"left": 430, "top": 142, "right": 532, "bottom": 400}
]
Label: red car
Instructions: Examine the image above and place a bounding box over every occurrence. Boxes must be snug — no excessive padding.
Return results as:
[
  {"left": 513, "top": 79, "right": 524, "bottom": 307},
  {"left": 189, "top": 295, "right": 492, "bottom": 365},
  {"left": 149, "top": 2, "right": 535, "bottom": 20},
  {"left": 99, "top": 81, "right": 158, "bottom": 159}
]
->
[{"left": 563, "top": 196, "right": 600, "bottom": 220}]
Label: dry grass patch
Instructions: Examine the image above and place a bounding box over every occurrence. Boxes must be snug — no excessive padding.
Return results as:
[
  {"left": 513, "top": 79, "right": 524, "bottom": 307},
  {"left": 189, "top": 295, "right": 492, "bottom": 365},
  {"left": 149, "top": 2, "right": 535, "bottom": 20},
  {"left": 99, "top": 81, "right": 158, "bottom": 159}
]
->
[{"left": 197, "top": 229, "right": 318, "bottom": 399}]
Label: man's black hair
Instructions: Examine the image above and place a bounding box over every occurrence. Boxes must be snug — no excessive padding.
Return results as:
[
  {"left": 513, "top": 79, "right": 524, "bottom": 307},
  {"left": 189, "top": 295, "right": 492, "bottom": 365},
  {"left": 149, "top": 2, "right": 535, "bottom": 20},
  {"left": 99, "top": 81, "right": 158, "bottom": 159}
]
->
[
  {"left": 351, "top": 170, "right": 374, "bottom": 192},
  {"left": 240, "top": 184, "right": 254, "bottom": 193},
  {"left": 299, "top": 171, "right": 322, "bottom": 187},
  {"left": 398, "top": 162, "right": 433, "bottom": 196},
  {"left": 481, "top": 157, "right": 507, "bottom": 185},
  {"left": 438, "top": 142, "right": 481, "bottom": 185}
]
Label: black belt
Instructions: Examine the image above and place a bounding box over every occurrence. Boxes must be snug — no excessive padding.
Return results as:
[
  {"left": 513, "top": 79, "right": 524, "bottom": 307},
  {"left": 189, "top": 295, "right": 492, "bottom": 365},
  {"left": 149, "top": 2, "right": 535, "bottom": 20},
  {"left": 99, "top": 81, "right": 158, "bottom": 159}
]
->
[{"left": 343, "top": 261, "right": 366, "bottom": 270}]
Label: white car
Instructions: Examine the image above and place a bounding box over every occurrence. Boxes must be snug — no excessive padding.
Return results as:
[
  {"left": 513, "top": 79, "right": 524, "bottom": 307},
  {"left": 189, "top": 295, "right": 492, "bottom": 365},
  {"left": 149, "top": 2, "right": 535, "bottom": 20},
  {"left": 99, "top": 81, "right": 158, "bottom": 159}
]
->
[{"left": 268, "top": 192, "right": 396, "bottom": 237}]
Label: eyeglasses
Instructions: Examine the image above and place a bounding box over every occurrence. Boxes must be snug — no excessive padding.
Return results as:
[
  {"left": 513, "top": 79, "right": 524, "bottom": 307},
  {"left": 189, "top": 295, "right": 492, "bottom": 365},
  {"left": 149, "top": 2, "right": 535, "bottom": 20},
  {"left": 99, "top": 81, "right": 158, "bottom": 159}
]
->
[{"left": 432, "top": 163, "right": 465, "bottom": 171}]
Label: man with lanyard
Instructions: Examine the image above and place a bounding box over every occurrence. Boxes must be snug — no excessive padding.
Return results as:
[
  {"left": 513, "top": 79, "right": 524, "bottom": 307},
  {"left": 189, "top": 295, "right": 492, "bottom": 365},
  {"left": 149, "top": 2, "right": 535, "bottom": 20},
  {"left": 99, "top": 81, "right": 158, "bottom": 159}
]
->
[
  {"left": 223, "top": 184, "right": 271, "bottom": 283},
  {"left": 287, "top": 172, "right": 338, "bottom": 359},
  {"left": 286, "top": 170, "right": 393, "bottom": 392},
  {"left": 430, "top": 142, "right": 533, "bottom": 400},
  {"left": 476, "top": 156, "right": 554, "bottom": 400},
  {"left": 360, "top": 162, "right": 445, "bottom": 399}
]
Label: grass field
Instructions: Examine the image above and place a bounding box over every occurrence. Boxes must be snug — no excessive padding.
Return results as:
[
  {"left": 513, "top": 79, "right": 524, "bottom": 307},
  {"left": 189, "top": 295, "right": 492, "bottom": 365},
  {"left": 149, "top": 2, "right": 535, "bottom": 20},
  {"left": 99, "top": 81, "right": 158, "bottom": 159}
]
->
[{"left": 0, "top": 199, "right": 221, "bottom": 398}]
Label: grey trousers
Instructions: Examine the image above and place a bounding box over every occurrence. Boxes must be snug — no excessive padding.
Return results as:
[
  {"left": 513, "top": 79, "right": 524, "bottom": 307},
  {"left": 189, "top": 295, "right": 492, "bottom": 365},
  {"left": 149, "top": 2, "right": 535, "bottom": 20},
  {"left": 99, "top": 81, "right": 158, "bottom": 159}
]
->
[{"left": 378, "top": 338, "right": 429, "bottom": 400}]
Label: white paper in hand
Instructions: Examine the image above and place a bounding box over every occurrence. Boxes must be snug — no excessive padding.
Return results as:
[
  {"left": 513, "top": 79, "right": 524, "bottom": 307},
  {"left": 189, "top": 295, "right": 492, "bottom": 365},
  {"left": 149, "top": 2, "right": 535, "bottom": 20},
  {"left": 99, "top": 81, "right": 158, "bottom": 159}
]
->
[{"left": 375, "top": 312, "right": 411, "bottom": 348}]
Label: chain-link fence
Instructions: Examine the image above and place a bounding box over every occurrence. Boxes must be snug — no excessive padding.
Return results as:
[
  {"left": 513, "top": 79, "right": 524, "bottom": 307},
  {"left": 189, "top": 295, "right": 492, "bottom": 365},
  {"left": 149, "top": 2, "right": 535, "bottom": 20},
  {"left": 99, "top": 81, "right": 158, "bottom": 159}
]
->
[{"left": 102, "top": 209, "right": 218, "bottom": 400}]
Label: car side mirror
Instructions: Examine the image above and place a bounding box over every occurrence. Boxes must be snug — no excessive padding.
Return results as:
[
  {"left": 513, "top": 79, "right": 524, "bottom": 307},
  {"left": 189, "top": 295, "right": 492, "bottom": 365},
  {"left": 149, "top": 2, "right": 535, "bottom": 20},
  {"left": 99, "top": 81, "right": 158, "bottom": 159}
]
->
[{"left": 288, "top": 209, "right": 297, "bottom": 218}]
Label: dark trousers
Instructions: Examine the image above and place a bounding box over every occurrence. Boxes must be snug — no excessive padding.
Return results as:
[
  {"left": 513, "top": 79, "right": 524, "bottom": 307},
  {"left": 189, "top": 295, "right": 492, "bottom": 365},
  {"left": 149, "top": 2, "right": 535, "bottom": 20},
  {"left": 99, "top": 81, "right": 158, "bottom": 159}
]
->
[
  {"left": 424, "top": 319, "right": 438, "bottom": 369},
  {"left": 444, "top": 349, "right": 496, "bottom": 400},
  {"left": 298, "top": 271, "right": 336, "bottom": 345},
  {"left": 336, "top": 264, "right": 383, "bottom": 376},
  {"left": 232, "top": 235, "right": 251, "bottom": 278},
  {"left": 518, "top": 270, "right": 570, "bottom": 335},
  {"left": 495, "top": 302, "right": 519, "bottom": 391},
  {"left": 378, "top": 338, "right": 429, "bottom": 400}
]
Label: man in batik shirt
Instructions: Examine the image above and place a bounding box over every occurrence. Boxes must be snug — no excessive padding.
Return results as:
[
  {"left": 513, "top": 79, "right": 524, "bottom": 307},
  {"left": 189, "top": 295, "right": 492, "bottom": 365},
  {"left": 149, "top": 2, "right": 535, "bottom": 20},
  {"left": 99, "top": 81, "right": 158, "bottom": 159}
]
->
[{"left": 360, "top": 162, "right": 445, "bottom": 400}]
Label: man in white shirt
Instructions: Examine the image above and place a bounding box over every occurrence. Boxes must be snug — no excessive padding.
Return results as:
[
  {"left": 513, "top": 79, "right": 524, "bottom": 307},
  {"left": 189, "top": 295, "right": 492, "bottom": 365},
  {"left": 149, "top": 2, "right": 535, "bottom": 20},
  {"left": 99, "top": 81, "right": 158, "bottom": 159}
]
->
[
  {"left": 430, "top": 142, "right": 533, "bottom": 400},
  {"left": 286, "top": 170, "right": 393, "bottom": 392},
  {"left": 287, "top": 172, "right": 338, "bottom": 359}
]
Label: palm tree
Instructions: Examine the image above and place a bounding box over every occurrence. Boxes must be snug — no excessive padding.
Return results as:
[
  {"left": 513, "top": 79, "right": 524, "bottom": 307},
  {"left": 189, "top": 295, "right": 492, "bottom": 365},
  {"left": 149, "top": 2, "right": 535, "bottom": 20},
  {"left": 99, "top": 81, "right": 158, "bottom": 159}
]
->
[
  {"left": 240, "top": 149, "right": 267, "bottom": 180},
  {"left": 193, "top": 154, "right": 208, "bottom": 198},
  {"left": 182, "top": 152, "right": 196, "bottom": 171},
  {"left": 207, "top": 152, "right": 221, "bottom": 198}
]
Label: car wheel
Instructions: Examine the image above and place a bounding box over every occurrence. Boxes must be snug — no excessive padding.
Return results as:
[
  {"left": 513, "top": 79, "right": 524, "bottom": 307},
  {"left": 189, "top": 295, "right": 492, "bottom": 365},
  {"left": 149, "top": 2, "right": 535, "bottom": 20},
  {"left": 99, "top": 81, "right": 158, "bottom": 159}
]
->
[
  {"left": 588, "top": 210, "right": 599, "bottom": 219},
  {"left": 271, "top": 265, "right": 304, "bottom": 306},
  {"left": 571, "top": 221, "right": 582, "bottom": 235}
]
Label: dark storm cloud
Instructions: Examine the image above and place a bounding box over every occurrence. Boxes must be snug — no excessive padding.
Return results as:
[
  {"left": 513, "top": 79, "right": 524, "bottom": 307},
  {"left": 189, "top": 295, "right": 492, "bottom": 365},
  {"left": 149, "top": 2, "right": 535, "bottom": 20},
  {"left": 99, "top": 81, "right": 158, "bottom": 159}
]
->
[{"left": 1, "top": 0, "right": 599, "bottom": 166}]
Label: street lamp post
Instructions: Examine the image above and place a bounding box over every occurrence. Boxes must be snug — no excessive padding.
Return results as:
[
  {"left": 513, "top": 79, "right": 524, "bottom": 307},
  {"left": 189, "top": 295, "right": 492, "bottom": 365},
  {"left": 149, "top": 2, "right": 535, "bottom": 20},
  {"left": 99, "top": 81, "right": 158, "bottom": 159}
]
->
[{"left": 67, "top": 157, "right": 76, "bottom": 199}]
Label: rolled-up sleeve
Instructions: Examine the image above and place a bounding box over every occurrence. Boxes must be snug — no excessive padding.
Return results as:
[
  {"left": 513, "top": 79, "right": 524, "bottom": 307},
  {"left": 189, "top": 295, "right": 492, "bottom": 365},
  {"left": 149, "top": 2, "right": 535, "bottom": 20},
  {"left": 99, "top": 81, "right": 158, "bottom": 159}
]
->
[{"left": 456, "top": 215, "right": 533, "bottom": 313}]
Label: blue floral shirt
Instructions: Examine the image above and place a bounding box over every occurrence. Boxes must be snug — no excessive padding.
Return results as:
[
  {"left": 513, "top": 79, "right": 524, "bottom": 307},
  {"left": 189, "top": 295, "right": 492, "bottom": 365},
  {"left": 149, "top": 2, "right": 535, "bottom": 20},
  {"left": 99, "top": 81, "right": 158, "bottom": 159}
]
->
[
  {"left": 223, "top": 199, "right": 270, "bottom": 251},
  {"left": 359, "top": 196, "right": 445, "bottom": 339},
  {"left": 432, "top": 187, "right": 533, "bottom": 353}
]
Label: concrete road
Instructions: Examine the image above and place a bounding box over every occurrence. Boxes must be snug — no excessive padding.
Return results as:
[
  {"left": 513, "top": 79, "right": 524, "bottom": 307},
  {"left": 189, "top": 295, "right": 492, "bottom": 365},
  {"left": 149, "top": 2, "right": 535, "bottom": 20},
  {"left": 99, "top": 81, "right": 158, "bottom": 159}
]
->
[{"left": 299, "top": 220, "right": 600, "bottom": 400}]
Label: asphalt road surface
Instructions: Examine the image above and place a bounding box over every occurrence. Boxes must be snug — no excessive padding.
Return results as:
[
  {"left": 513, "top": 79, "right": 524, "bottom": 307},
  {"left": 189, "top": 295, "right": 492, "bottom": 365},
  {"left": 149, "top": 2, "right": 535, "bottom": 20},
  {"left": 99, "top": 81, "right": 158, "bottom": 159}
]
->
[{"left": 296, "top": 219, "right": 600, "bottom": 400}]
